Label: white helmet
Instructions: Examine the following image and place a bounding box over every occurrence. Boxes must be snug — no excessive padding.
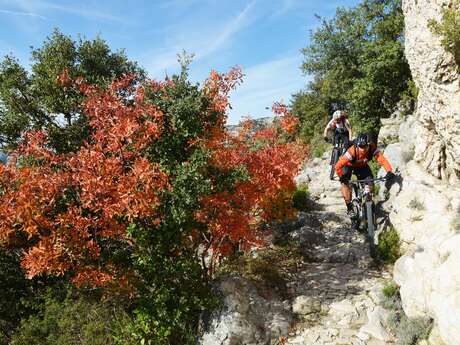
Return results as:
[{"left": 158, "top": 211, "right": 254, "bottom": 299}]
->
[{"left": 332, "top": 110, "right": 343, "bottom": 121}]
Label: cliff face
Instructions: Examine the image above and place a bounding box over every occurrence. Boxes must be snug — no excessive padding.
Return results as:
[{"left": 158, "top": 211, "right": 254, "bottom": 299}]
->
[
  {"left": 379, "top": 2, "right": 460, "bottom": 343},
  {"left": 403, "top": 0, "right": 460, "bottom": 184}
]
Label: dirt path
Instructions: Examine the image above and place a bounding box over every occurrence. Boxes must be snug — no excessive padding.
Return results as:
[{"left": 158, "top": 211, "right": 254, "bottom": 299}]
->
[{"left": 281, "top": 155, "right": 395, "bottom": 345}]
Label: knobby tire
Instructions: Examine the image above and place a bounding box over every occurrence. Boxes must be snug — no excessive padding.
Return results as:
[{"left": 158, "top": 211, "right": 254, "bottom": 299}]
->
[
  {"left": 366, "top": 201, "right": 376, "bottom": 259},
  {"left": 330, "top": 149, "right": 339, "bottom": 180}
]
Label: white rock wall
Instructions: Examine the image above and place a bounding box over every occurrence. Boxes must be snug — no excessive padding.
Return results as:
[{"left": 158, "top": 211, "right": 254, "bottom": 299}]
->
[
  {"left": 403, "top": 0, "right": 460, "bottom": 184},
  {"left": 380, "top": 117, "right": 460, "bottom": 345},
  {"left": 395, "top": 3, "right": 460, "bottom": 340}
]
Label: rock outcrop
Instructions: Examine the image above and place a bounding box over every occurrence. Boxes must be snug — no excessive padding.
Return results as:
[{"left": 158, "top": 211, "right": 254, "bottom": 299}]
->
[
  {"left": 403, "top": 0, "right": 460, "bottom": 184},
  {"left": 201, "top": 276, "right": 292, "bottom": 345},
  {"left": 379, "top": 2, "right": 460, "bottom": 344},
  {"left": 379, "top": 116, "right": 460, "bottom": 345}
]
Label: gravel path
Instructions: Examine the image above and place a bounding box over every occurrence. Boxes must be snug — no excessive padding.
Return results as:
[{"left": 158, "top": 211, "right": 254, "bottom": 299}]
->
[{"left": 282, "top": 155, "right": 395, "bottom": 345}]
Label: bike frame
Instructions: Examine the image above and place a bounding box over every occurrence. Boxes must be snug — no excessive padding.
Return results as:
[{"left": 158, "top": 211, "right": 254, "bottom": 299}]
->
[{"left": 329, "top": 129, "right": 348, "bottom": 180}]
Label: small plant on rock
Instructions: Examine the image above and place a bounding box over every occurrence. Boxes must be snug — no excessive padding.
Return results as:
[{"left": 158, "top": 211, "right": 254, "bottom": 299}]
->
[
  {"left": 381, "top": 282, "right": 433, "bottom": 345},
  {"left": 382, "top": 281, "right": 399, "bottom": 299},
  {"left": 450, "top": 214, "right": 460, "bottom": 233},
  {"left": 408, "top": 198, "right": 425, "bottom": 211},
  {"left": 391, "top": 316, "right": 433, "bottom": 345},
  {"left": 377, "top": 226, "right": 401, "bottom": 264},
  {"left": 429, "top": 0, "right": 460, "bottom": 65}
]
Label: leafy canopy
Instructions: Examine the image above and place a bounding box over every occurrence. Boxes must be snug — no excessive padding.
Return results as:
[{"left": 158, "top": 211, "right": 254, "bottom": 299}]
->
[
  {"left": 0, "top": 29, "right": 144, "bottom": 153},
  {"left": 293, "top": 0, "right": 413, "bottom": 144}
]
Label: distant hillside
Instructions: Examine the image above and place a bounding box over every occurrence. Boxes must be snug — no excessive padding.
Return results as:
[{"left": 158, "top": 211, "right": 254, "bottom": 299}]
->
[
  {"left": 226, "top": 117, "right": 274, "bottom": 136},
  {"left": 0, "top": 151, "right": 6, "bottom": 164}
]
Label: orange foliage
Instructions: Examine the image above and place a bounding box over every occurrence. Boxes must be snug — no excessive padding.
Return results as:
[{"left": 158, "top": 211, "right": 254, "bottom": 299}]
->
[
  {"left": 0, "top": 76, "right": 169, "bottom": 286},
  {"left": 0, "top": 67, "right": 307, "bottom": 287},
  {"left": 196, "top": 101, "right": 307, "bottom": 260}
]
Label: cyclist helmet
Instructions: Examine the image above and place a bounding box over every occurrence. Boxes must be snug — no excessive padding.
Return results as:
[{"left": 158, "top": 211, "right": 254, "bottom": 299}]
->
[
  {"left": 356, "top": 133, "right": 370, "bottom": 148},
  {"left": 332, "top": 110, "right": 343, "bottom": 121}
]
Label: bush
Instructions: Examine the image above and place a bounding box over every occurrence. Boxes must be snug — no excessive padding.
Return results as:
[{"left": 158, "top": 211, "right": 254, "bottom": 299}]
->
[
  {"left": 382, "top": 281, "right": 399, "bottom": 299},
  {"left": 395, "top": 317, "right": 433, "bottom": 345},
  {"left": 292, "top": 185, "right": 310, "bottom": 211},
  {"left": 0, "top": 249, "right": 33, "bottom": 344},
  {"left": 429, "top": 0, "right": 460, "bottom": 65},
  {"left": 10, "top": 293, "right": 130, "bottom": 345},
  {"left": 377, "top": 226, "right": 401, "bottom": 264},
  {"left": 381, "top": 282, "right": 433, "bottom": 345}
]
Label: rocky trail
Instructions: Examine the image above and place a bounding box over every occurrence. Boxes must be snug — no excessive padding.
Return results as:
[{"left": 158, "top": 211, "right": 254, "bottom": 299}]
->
[
  {"left": 202, "top": 154, "right": 396, "bottom": 345},
  {"left": 282, "top": 155, "right": 394, "bottom": 345}
]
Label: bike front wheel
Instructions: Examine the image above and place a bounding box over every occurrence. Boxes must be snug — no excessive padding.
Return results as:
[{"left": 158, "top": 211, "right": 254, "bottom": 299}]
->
[
  {"left": 365, "top": 201, "right": 377, "bottom": 259},
  {"left": 330, "top": 149, "right": 339, "bottom": 180}
]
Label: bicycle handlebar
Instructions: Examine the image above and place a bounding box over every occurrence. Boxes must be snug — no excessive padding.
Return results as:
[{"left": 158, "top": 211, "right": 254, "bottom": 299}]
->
[{"left": 348, "top": 177, "right": 388, "bottom": 184}]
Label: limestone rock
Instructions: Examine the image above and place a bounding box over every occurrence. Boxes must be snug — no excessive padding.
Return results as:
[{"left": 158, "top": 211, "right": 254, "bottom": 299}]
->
[
  {"left": 403, "top": 0, "right": 460, "bottom": 184},
  {"left": 379, "top": 110, "right": 405, "bottom": 146},
  {"left": 200, "top": 276, "right": 292, "bottom": 345},
  {"left": 292, "top": 295, "right": 321, "bottom": 315},
  {"left": 359, "top": 307, "right": 391, "bottom": 342}
]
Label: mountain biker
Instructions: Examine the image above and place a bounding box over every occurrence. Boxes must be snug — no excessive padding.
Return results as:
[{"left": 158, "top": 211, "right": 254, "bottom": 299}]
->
[
  {"left": 323, "top": 110, "right": 352, "bottom": 148},
  {"left": 335, "top": 133, "right": 395, "bottom": 217}
]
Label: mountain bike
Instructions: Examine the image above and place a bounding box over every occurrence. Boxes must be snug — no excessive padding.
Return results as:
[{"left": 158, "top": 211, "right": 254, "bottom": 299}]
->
[
  {"left": 349, "top": 176, "right": 388, "bottom": 260},
  {"left": 329, "top": 128, "right": 349, "bottom": 180}
]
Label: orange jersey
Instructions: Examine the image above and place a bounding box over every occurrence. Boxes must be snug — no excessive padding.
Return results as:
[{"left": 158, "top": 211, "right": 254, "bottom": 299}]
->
[{"left": 335, "top": 143, "right": 392, "bottom": 177}]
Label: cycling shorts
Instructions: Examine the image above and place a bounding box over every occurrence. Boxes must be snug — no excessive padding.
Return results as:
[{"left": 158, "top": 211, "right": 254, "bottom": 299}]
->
[{"left": 341, "top": 165, "right": 373, "bottom": 184}]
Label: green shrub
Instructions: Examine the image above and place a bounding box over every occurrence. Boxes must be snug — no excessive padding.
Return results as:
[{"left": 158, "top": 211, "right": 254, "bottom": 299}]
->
[
  {"left": 399, "top": 80, "right": 419, "bottom": 114},
  {"left": 397, "top": 317, "right": 433, "bottom": 345},
  {"left": 311, "top": 135, "right": 329, "bottom": 158},
  {"left": 292, "top": 185, "right": 310, "bottom": 211},
  {"left": 377, "top": 226, "right": 401, "bottom": 264},
  {"left": 429, "top": 1, "right": 460, "bottom": 65},
  {"left": 10, "top": 294, "right": 130, "bottom": 345},
  {"left": 381, "top": 281, "right": 402, "bottom": 311},
  {"left": 0, "top": 249, "right": 33, "bottom": 344},
  {"left": 382, "top": 281, "right": 399, "bottom": 299},
  {"left": 369, "top": 160, "right": 381, "bottom": 178},
  {"left": 381, "top": 282, "right": 433, "bottom": 345}
]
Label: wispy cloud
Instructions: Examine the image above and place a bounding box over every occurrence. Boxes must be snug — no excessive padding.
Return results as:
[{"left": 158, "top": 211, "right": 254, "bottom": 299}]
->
[
  {"left": 144, "top": 1, "right": 257, "bottom": 78},
  {"left": 228, "top": 54, "right": 309, "bottom": 124},
  {"left": 271, "top": 0, "right": 298, "bottom": 18},
  {"left": 13, "top": 0, "right": 129, "bottom": 24},
  {"left": 197, "top": 1, "right": 256, "bottom": 59},
  {"left": 0, "top": 8, "right": 47, "bottom": 20},
  {"left": 41, "top": 2, "right": 129, "bottom": 24}
]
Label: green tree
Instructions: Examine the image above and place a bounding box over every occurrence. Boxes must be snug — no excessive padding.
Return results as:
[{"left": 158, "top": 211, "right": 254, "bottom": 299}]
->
[
  {"left": 294, "top": 0, "right": 414, "bottom": 143},
  {"left": 0, "top": 249, "right": 32, "bottom": 344},
  {"left": 429, "top": 0, "right": 460, "bottom": 65},
  {"left": 0, "top": 29, "right": 144, "bottom": 153}
]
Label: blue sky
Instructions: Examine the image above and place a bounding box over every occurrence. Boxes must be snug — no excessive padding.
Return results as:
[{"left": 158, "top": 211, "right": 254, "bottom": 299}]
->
[{"left": 0, "top": 0, "right": 360, "bottom": 124}]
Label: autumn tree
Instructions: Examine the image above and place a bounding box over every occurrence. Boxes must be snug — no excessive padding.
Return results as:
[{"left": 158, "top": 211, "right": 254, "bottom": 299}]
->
[
  {"left": 0, "top": 29, "right": 144, "bottom": 153},
  {"left": 0, "top": 62, "right": 306, "bottom": 343}
]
